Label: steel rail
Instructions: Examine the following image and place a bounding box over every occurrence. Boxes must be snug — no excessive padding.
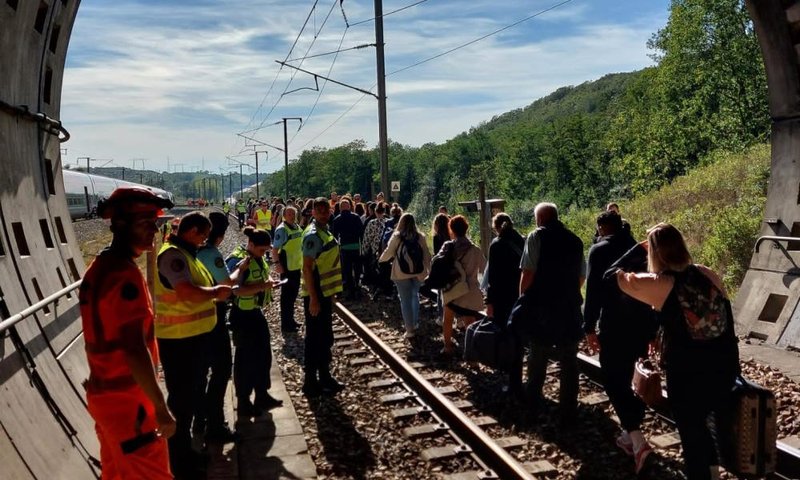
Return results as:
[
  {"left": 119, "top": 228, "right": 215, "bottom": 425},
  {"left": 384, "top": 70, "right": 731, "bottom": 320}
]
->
[
  {"left": 334, "top": 302, "right": 533, "bottom": 480},
  {"left": 0, "top": 280, "right": 82, "bottom": 334},
  {"left": 576, "top": 352, "right": 800, "bottom": 479}
]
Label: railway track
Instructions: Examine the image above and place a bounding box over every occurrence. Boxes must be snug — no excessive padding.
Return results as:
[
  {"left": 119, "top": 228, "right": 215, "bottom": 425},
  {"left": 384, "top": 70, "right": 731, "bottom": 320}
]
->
[{"left": 311, "top": 299, "right": 800, "bottom": 480}]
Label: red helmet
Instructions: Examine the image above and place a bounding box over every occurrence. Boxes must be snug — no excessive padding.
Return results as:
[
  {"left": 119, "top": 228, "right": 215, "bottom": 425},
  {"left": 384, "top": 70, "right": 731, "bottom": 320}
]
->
[{"left": 97, "top": 186, "right": 174, "bottom": 219}]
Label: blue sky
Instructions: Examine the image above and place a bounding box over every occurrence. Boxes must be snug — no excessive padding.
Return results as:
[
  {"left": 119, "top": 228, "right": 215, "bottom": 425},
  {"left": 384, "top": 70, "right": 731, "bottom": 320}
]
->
[{"left": 61, "top": 0, "right": 670, "bottom": 175}]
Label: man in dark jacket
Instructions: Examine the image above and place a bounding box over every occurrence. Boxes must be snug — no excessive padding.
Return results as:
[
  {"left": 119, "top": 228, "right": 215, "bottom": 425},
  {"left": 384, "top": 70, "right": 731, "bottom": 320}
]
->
[
  {"left": 332, "top": 197, "right": 364, "bottom": 299},
  {"left": 584, "top": 211, "right": 657, "bottom": 473},
  {"left": 519, "top": 202, "right": 584, "bottom": 424}
]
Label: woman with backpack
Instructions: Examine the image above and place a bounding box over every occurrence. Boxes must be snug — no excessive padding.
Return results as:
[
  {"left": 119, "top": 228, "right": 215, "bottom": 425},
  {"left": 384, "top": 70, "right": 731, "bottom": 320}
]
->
[
  {"left": 615, "top": 223, "right": 739, "bottom": 480},
  {"left": 441, "top": 215, "right": 486, "bottom": 355},
  {"left": 379, "top": 213, "right": 432, "bottom": 338}
]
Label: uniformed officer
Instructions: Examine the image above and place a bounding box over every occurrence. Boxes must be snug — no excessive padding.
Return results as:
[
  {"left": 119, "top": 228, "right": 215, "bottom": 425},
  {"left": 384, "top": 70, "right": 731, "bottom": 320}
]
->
[
  {"left": 251, "top": 200, "right": 272, "bottom": 230},
  {"left": 236, "top": 199, "right": 247, "bottom": 229},
  {"left": 226, "top": 227, "right": 282, "bottom": 417},
  {"left": 222, "top": 201, "right": 231, "bottom": 217},
  {"left": 271, "top": 205, "right": 303, "bottom": 333},
  {"left": 155, "top": 211, "right": 232, "bottom": 479},
  {"left": 195, "top": 212, "right": 237, "bottom": 442},
  {"left": 301, "top": 197, "right": 345, "bottom": 397},
  {"left": 80, "top": 187, "right": 175, "bottom": 480}
]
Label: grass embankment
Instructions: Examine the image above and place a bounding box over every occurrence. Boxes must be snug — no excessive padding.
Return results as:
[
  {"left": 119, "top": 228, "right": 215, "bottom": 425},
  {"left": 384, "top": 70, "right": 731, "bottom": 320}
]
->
[{"left": 562, "top": 144, "right": 770, "bottom": 296}]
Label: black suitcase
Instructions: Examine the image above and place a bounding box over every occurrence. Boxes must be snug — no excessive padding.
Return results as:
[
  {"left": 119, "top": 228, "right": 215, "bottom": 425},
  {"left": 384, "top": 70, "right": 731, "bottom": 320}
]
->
[{"left": 716, "top": 375, "right": 777, "bottom": 478}]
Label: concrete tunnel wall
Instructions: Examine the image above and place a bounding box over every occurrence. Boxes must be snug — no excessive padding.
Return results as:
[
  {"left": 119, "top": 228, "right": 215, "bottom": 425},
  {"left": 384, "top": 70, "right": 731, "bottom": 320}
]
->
[{"left": 0, "top": 1, "right": 799, "bottom": 478}]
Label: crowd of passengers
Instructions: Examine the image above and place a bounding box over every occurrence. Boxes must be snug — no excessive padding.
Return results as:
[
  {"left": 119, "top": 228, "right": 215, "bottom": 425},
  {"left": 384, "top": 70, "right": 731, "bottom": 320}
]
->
[{"left": 225, "top": 192, "right": 739, "bottom": 480}]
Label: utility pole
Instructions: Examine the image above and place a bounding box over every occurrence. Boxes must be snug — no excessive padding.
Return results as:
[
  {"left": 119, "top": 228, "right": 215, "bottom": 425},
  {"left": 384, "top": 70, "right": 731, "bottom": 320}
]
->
[
  {"left": 239, "top": 164, "right": 244, "bottom": 200},
  {"left": 374, "top": 0, "right": 390, "bottom": 196},
  {"left": 282, "top": 117, "right": 302, "bottom": 201},
  {"left": 229, "top": 172, "right": 233, "bottom": 202},
  {"left": 77, "top": 156, "right": 91, "bottom": 174}
]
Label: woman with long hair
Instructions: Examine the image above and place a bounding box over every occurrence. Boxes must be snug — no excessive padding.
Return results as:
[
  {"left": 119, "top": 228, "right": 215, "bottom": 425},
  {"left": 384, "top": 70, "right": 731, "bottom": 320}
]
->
[
  {"left": 379, "top": 213, "right": 431, "bottom": 337},
  {"left": 431, "top": 212, "right": 451, "bottom": 256},
  {"left": 441, "top": 215, "right": 485, "bottom": 355},
  {"left": 616, "top": 223, "right": 739, "bottom": 479},
  {"left": 226, "top": 227, "right": 281, "bottom": 418}
]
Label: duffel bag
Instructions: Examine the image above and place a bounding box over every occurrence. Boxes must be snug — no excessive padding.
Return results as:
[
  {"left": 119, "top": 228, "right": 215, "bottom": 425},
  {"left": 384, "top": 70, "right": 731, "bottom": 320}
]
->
[{"left": 463, "top": 317, "right": 517, "bottom": 371}]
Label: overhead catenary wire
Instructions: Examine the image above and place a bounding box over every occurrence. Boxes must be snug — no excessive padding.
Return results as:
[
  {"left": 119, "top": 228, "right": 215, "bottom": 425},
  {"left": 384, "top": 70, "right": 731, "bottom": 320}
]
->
[
  {"left": 293, "top": 0, "right": 572, "bottom": 151},
  {"left": 246, "top": 0, "right": 340, "bottom": 135},
  {"left": 388, "top": 0, "right": 574, "bottom": 77},
  {"left": 349, "top": 0, "right": 430, "bottom": 27},
  {"left": 285, "top": 43, "right": 376, "bottom": 63},
  {"left": 242, "top": 0, "right": 320, "bottom": 134},
  {"left": 289, "top": 24, "right": 351, "bottom": 146}
]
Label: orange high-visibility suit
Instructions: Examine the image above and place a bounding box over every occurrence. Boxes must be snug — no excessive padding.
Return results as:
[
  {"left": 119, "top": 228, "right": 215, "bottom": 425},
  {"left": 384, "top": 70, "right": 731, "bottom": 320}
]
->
[{"left": 80, "top": 249, "right": 172, "bottom": 480}]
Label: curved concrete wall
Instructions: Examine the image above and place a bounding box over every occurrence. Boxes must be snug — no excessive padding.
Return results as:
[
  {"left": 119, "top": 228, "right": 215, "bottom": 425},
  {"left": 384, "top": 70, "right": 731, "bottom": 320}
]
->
[
  {"left": 1, "top": 1, "right": 99, "bottom": 478},
  {"left": 1, "top": 0, "right": 800, "bottom": 478},
  {"left": 735, "top": 1, "right": 800, "bottom": 350}
]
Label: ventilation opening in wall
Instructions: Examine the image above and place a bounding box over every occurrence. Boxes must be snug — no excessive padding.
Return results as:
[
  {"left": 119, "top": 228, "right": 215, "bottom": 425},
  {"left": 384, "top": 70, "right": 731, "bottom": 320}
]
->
[
  {"left": 11, "top": 222, "right": 30, "bottom": 257},
  {"left": 67, "top": 258, "right": 80, "bottom": 281},
  {"left": 789, "top": 222, "right": 800, "bottom": 251},
  {"left": 44, "top": 159, "right": 56, "bottom": 195},
  {"left": 43, "top": 67, "right": 53, "bottom": 104},
  {"left": 758, "top": 293, "right": 789, "bottom": 323},
  {"left": 6, "top": 0, "right": 19, "bottom": 11},
  {"left": 54, "top": 216, "right": 67, "bottom": 244},
  {"left": 56, "top": 267, "right": 71, "bottom": 298},
  {"left": 39, "top": 219, "right": 54, "bottom": 248},
  {"left": 34, "top": 1, "right": 48, "bottom": 33},
  {"left": 49, "top": 24, "right": 60, "bottom": 53},
  {"left": 31, "top": 278, "right": 50, "bottom": 315}
]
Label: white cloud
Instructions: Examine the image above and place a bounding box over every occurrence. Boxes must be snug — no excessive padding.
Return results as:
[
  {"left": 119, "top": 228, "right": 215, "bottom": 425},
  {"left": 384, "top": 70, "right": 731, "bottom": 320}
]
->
[{"left": 61, "top": 0, "right": 669, "bottom": 174}]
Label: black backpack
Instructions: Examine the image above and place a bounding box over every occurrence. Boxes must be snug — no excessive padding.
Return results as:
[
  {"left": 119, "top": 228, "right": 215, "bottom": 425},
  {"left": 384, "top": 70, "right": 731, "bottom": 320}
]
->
[
  {"left": 397, "top": 234, "right": 424, "bottom": 275},
  {"left": 424, "top": 241, "right": 461, "bottom": 290}
]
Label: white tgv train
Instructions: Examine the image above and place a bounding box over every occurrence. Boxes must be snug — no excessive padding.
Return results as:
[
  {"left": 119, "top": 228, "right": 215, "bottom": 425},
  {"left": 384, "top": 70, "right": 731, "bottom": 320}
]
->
[{"left": 62, "top": 169, "right": 174, "bottom": 220}]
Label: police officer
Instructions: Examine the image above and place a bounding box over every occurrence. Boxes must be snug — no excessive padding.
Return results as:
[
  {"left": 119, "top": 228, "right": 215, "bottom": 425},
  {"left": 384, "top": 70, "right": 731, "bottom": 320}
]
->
[
  {"left": 155, "top": 211, "right": 231, "bottom": 478},
  {"left": 271, "top": 206, "right": 303, "bottom": 333},
  {"left": 222, "top": 201, "right": 231, "bottom": 217},
  {"left": 236, "top": 199, "right": 247, "bottom": 229},
  {"left": 226, "top": 227, "right": 282, "bottom": 417},
  {"left": 80, "top": 187, "right": 175, "bottom": 479},
  {"left": 301, "top": 197, "right": 345, "bottom": 397}
]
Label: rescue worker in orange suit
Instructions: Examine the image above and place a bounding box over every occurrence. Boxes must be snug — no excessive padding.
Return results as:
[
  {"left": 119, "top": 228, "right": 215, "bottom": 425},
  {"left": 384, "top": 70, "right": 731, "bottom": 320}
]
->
[
  {"left": 79, "top": 186, "right": 176, "bottom": 480},
  {"left": 155, "top": 211, "right": 232, "bottom": 478}
]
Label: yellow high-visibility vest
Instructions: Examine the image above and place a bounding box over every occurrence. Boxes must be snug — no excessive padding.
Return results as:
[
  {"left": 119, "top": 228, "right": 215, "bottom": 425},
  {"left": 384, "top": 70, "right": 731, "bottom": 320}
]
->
[
  {"left": 278, "top": 223, "right": 303, "bottom": 272},
  {"left": 154, "top": 243, "right": 217, "bottom": 339},
  {"left": 228, "top": 245, "right": 271, "bottom": 310},
  {"left": 255, "top": 209, "right": 272, "bottom": 229},
  {"left": 301, "top": 224, "right": 343, "bottom": 298}
]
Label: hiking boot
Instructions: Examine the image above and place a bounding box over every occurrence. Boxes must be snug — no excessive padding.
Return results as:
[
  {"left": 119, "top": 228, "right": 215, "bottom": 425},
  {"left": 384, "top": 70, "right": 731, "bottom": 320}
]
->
[
  {"left": 319, "top": 376, "right": 345, "bottom": 394},
  {"left": 302, "top": 381, "right": 322, "bottom": 398},
  {"left": 254, "top": 394, "right": 283, "bottom": 412}
]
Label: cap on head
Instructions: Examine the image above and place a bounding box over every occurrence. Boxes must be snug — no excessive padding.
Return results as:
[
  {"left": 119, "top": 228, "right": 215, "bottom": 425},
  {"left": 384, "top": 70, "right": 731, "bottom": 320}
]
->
[{"left": 97, "top": 186, "right": 174, "bottom": 219}]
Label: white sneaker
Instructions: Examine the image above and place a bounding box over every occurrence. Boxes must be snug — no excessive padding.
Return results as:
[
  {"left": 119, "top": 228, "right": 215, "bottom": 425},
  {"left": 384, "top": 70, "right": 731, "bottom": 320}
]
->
[{"left": 404, "top": 330, "right": 415, "bottom": 339}]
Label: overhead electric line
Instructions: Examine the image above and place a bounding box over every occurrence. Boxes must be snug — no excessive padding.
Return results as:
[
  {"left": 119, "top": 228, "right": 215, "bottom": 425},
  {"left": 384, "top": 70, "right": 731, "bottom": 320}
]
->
[
  {"left": 285, "top": 43, "right": 375, "bottom": 63},
  {"left": 289, "top": 25, "right": 351, "bottom": 145},
  {"left": 350, "top": 0, "right": 430, "bottom": 27},
  {"left": 296, "top": 87, "right": 375, "bottom": 152},
  {"left": 245, "top": 0, "right": 340, "bottom": 135},
  {"left": 243, "top": 0, "right": 320, "bottom": 133},
  {"left": 387, "top": 0, "right": 573, "bottom": 77}
]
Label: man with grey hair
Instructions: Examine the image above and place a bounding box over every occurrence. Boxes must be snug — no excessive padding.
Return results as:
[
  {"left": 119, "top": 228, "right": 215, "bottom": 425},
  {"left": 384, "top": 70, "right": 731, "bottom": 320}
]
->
[{"left": 517, "top": 202, "right": 585, "bottom": 426}]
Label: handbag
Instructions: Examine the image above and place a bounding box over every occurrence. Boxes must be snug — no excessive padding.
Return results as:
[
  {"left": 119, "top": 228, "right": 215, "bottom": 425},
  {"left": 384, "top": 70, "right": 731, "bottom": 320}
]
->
[{"left": 632, "top": 357, "right": 665, "bottom": 407}]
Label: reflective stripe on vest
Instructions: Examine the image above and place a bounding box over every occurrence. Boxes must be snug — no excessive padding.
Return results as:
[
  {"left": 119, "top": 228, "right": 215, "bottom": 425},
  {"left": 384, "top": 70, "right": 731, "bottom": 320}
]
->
[
  {"left": 228, "top": 246, "right": 271, "bottom": 310},
  {"left": 301, "top": 226, "right": 343, "bottom": 298},
  {"left": 154, "top": 243, "right": 217, "bottom": 339},
  {"left": 278, "top": 223, "right": 303, "bottom": 272},
  {"left": 255, "top": 209, "right": 271, "bottom": 229}
]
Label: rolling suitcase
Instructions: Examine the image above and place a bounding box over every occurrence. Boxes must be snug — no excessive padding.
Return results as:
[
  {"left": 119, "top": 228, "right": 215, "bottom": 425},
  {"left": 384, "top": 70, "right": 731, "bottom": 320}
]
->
[{"left": 717, "top": 375, "right": 777, "bottom": 478}]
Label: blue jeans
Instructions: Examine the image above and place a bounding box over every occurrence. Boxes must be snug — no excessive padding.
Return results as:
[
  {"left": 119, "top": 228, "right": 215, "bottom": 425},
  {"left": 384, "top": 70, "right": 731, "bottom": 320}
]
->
[{"left": 395, "top": 278, "right": 422, "bottom": 332}]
